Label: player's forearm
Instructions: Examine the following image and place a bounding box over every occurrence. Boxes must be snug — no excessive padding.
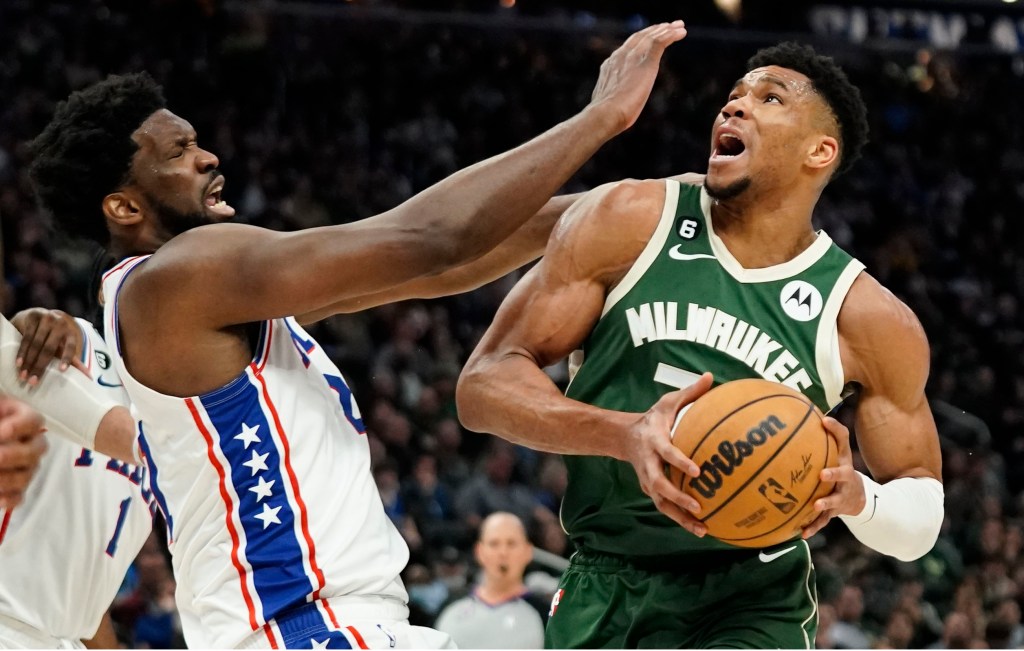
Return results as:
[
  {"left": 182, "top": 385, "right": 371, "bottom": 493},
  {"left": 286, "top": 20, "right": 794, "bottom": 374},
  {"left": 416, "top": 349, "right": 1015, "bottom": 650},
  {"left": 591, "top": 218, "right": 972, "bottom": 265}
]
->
[
  {"left": 1, "top": 320, "right": 135, "bottom": 463},
  {"left": 839, "top": 473, "right": 944, "bottom": 562},
  {"left": 457, "top": 353, "right": 635, "bottom": 460},
  {"left": 396, "top": 191, "right": 583, "bottom": 298},
  {"left": 393, "top": 106, "right": 621, "bottom": 267},
  {"left": 94, "top": 406, "right": 140, "bottom": 464},
  {"left": 296, "top": 193, "right": 586, "bottom": 323}
]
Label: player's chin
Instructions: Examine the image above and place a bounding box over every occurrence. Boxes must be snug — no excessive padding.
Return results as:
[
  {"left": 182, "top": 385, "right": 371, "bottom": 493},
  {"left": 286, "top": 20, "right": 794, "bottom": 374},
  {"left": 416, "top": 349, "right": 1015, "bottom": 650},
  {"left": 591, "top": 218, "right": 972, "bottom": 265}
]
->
[{"left": 704, "top": 172, "right": 752, "bottom": 202}]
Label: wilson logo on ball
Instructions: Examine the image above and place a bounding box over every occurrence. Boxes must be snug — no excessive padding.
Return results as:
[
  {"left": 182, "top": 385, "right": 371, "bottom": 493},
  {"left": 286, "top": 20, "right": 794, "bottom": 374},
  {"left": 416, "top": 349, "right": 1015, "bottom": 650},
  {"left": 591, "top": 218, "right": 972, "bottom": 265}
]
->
[
  {"left": 688, "top": 414, "right": 787, "bottom": 499},
  {"left": 669, "top": 378, "right": 836, "bottom": 548}
]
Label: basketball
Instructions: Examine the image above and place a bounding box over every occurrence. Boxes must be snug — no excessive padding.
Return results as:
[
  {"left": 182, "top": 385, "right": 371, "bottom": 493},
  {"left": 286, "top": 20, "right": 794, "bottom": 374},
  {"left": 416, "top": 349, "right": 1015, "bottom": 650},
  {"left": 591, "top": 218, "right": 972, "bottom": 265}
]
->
[{"left": 668, "top": 378, "right": 838, "bottom": 548}]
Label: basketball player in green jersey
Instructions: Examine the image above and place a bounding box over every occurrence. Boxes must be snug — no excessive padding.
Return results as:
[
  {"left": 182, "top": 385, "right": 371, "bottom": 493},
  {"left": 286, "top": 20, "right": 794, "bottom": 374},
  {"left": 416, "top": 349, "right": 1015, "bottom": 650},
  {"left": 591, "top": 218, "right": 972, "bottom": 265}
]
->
[{"left": 457, "top": 43, "right": 944, "bottom": 648}]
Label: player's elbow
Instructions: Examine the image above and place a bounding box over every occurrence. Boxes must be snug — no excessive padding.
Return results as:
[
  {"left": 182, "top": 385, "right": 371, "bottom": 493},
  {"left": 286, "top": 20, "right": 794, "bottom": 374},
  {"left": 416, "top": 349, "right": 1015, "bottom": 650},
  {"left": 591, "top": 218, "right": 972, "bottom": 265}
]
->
[{"left": 454, "top": 361, "right": 489, "bottom": 433}]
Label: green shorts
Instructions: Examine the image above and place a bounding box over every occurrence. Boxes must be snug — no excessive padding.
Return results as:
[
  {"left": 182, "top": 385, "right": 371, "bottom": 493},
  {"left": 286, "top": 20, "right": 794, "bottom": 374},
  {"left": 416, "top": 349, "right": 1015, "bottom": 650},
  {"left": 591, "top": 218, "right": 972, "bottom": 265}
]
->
[{"left": 545, "top": 541, "right": 818, "bottom": 649}]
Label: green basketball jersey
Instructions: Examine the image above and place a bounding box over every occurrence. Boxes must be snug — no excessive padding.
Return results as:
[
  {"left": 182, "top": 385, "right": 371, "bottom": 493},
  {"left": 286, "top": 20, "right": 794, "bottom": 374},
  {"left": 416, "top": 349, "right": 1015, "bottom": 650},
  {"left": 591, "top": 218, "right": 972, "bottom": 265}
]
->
[{"left": 561, "top": 179, "right": 865, "bottom": 557}]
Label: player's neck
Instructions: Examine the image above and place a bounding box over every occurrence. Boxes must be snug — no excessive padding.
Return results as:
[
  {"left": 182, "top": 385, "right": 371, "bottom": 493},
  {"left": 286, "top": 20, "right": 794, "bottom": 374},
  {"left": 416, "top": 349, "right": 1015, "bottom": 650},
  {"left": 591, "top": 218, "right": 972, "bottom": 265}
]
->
[
  {"left": 709, "top": 193, "right": 820, "bottom": 269},
  {"left": 108, "top": 231, "right": 163, "bottom": 260}
]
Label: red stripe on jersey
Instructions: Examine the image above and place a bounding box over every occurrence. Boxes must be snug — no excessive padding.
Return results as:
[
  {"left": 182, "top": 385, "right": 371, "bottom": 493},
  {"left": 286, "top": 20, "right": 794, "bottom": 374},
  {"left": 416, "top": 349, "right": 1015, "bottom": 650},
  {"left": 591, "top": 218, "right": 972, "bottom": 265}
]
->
[
  {"left": 250, "top": 364, "right": 327, "bottom": 598},
  {"left": 346, "top": 626, "right": 369, "bottom": 650},
  {"left": 256, "top": 321, "right": 273, "bottom": 374},
  {"left": 321, "top": 599, "right": 340, "bottom": 629},
  {"left": 186, "top": 397, "right": 260, "bottom": 631},
  {"left": 264, "top": 623, "right": 280, "bottom": 649},
  {"left": 101, "top": 256, "right": 144, "bottom": 282},
  {"left": 0, "top": 510, "right": 11, "bottom": 545}
]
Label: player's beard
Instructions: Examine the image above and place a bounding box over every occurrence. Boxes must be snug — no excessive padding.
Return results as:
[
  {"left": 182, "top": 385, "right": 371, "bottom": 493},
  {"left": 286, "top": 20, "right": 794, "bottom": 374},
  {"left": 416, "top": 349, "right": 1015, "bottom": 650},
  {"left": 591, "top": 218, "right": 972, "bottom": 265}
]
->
[
  {"left": 148, "top": 194, "right": 219, "bottom": 237},
  {"left": 704, "top": 176, "right": 752, "bottom": 202}
]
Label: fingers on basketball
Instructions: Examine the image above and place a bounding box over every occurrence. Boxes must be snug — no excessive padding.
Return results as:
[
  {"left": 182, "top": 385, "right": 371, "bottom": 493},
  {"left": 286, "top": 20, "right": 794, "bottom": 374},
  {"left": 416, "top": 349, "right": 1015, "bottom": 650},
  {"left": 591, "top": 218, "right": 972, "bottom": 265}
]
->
[{"left": 667, "top": 378, "right": 839, "bottom": 547}]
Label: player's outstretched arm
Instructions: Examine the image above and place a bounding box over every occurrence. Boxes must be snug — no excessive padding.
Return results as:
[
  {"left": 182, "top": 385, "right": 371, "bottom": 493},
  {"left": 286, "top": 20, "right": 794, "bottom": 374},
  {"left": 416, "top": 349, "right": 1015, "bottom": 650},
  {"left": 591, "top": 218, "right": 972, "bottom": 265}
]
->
[
  {"left": 457, "top": 179, "right": 711, "bottom": 537},
  {"left": 298, "top": 174, "right": 707, "bottom": 321},
  {"left": 801, "top": 275, "right": 943, "bottom": 560},
  {"left": 142, "top": 22, "right": 689, "bottom": 327}
]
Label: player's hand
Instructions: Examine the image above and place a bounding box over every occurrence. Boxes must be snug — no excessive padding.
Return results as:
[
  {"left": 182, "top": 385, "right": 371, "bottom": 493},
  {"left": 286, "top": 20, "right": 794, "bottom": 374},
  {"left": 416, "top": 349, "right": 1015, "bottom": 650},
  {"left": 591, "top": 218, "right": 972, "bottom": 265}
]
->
[
  {"left": 625, "top": 371, "right": 712, "bottom": 537},
  {"left": 588, "top": 20, "right": 687, "bottom": 134},
  {"left": 0, "top": 397, "right": 46, "bottom": 510},
  {"left": 11, "top": 308, "right": 83, "bottom": 386},
  {"left": 801, "top": 416, "right": 866, "bottom": 539}
]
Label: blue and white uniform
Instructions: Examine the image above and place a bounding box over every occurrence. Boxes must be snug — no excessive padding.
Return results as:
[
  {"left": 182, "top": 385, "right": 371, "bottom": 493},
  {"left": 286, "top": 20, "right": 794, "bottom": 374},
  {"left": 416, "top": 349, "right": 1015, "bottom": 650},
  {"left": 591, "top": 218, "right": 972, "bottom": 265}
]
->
[
  {"left": 0, "top": 317, "right": 154, "bottom": 648},
  {"left": 102, "top": 256, "right": 448, "bottom": 649}
]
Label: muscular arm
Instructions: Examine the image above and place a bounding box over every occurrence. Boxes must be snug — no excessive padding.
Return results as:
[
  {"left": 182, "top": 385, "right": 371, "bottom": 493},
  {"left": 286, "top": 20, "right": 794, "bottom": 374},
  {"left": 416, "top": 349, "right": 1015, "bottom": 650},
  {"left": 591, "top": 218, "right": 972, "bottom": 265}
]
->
[
  {"left": 136, "top": 24, "right": 689, "bottom": 330},
  {"left": 841, "top": 275, "right": 942, "bottom": 485},
  {"left": 295, "top": 193, "right": 584, "bottom": 322},
  {"left": 457, "top": 182, "right": 654, "bottom": 456},
  {"left": 298, "top": 173, "right": 707, "bottom": 321},
  {"left": 457, "top": 179, "right": 710, "bottom": 534},
  {"left": 806, "top": 275, "right": 943, "bottom": 560}
]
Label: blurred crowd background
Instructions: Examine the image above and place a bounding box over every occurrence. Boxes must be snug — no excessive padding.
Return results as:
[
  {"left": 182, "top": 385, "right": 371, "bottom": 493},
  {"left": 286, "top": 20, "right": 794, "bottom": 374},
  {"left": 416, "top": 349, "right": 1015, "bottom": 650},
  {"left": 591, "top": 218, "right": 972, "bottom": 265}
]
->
[{"left": 1, "top": 0, "right": 1022, "bottom": 647}]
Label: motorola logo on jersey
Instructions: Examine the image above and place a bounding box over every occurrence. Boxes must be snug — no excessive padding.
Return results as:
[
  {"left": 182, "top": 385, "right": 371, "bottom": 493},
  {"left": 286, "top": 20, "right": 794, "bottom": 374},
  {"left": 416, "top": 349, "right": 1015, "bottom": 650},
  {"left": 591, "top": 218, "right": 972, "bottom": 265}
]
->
[
  {"left": 95, "top": 350, "right": 111, "bottom": 370},
  {"left": 780, "top": 280, "right": 823, "bottom": 322}
]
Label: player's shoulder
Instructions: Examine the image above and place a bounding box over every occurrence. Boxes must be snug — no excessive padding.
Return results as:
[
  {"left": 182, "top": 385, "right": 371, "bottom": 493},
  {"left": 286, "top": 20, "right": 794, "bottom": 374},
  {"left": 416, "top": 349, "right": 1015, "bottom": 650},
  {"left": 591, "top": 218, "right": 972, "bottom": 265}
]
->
[
  {"left": 124, "top": 223, "right": 267, "bottom": 296},
  {"left": 582, "top": 177, "right": 664, "bottom": 210},
  {"left": 839, "top": 272, "right": 930, "bottom": 384},
  {"left": 559, "top": 177, "right": 674, "bottom": 240},
  {"left": 149, "top": 222, "right": 259, "bottom": 267},
  {"left": 840, "top": 273, "right": 925, "bottom": 339},
  {"left": 550, "top": 178, "right": 669, "bottom": 276}
]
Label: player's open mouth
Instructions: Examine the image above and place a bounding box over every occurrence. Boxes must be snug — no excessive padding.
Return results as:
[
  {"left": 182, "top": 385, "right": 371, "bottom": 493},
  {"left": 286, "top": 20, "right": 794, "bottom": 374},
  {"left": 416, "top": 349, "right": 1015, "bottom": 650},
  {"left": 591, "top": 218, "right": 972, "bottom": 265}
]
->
[
  {"left": 204, "top": 176, "right": 236, "bottom": 218},
  {"left": 710, "top": 130, "right": 747, "bottom": 163}
]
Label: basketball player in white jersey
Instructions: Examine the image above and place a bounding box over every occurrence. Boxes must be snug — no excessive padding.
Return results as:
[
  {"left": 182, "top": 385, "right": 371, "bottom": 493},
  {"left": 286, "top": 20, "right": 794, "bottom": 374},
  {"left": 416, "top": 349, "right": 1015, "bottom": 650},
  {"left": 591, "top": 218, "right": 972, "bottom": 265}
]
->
[
  {"left": 27, "top": 22, "right": 688, "bottom": 649},
  {"left": 0, "top": 313, "right": 153, "bottom": 648}
]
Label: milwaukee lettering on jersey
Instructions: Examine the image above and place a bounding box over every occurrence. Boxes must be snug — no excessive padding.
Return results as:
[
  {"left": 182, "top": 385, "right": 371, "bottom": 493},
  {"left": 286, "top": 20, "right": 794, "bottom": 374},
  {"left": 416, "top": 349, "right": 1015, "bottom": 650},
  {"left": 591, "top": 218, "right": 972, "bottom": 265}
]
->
[{"left": 623, "top": 302, "right": 812, "bottom": 391}]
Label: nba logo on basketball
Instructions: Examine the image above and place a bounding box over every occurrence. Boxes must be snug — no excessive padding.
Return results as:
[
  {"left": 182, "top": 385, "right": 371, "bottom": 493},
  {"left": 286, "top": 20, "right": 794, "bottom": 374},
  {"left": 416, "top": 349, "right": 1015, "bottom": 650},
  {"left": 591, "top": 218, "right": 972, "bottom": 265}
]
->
[{"left": 549, "top": 589, "right": 565, "bottom": 617}]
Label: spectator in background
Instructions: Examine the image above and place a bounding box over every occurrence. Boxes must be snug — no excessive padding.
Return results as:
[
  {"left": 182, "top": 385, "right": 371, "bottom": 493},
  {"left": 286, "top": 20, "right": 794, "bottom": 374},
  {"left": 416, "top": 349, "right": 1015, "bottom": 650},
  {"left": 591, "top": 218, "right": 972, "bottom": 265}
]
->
[
  {"left": 431, "top": 417, "right": 471, "bottom": 488},
  {"left": 454, "top": 439, "right": 537, "bottom": 531},
  {"left": 434, "top": 512, "right": 546, "bottom": 649},
  {"left": 110, "top": 533, "right": 183, "bottom": 649},
  {"left": 374, "top": 458, "right": 423, "bottom": 554},
  {"left": 926, "top": 611, "right": 977, "bottom": 649},
  {"left": 828, "top": 585, "right": 872, "bottom": 649},
  {"left": 403, "top": 452, "right": 470, "bottom": 550},
  {"left": 991, "top": 598, "right": 1024, "bottom": 649}
]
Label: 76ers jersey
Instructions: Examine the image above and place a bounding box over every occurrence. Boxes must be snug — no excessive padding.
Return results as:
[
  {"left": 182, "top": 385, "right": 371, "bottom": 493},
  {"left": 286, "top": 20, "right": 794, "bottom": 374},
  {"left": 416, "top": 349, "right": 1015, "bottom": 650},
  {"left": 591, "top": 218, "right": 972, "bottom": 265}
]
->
[
  {"left": 0, "top": 318, "right": 154, "bottom": 643},
  {"left": 102, "top": 257, "right": 410, "bottom": 648}
]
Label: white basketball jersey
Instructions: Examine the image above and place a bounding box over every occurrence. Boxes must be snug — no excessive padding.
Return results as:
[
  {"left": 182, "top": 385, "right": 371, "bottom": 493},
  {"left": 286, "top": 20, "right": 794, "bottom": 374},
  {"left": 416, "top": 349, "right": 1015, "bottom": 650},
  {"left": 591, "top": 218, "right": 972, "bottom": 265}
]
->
[
  {"left": 102, "top": 256, "right": 410, "bottom": 649},
  {"left": 0, "top": 319, "right": 154, "bottom": 643}
]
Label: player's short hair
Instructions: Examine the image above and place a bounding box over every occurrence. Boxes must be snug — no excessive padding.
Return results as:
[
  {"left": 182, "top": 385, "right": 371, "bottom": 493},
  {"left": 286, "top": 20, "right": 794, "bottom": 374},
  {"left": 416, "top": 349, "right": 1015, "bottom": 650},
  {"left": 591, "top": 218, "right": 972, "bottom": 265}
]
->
[
  {"left": 747, "top": 42, "right": 869, "bottom": 177},
  {"left": 29, "top": 72, "right": 166, "bottom": 245}
]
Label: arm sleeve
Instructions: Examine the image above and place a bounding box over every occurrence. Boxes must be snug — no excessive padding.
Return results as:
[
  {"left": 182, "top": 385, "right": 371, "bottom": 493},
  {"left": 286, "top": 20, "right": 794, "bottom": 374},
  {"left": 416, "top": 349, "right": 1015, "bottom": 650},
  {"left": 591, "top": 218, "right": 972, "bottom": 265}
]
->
[
  {"left": 838, "top": 471, "right": 944, "bottom": 562},
  {"left": 0, "top": 317, "right": 123, "bottom": 450}
]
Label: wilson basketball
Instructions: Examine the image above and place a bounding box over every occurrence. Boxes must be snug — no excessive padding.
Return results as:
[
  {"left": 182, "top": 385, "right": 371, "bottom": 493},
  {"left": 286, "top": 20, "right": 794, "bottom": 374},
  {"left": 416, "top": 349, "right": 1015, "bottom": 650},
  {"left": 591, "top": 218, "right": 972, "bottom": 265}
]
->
[{"left": 668, "top": 378, "right": 837, "bottom": 548}]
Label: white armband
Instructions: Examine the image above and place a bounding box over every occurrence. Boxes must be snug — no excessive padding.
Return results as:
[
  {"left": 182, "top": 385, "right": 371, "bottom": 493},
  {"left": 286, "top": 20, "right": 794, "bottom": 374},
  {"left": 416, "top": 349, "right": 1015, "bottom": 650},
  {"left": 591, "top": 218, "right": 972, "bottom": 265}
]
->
[
  {"left": 0, "top": 318, "right": 119, "bottom": 450},
  {"left": 838, "top": 472, "right": 944, "bottom": 562}
]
